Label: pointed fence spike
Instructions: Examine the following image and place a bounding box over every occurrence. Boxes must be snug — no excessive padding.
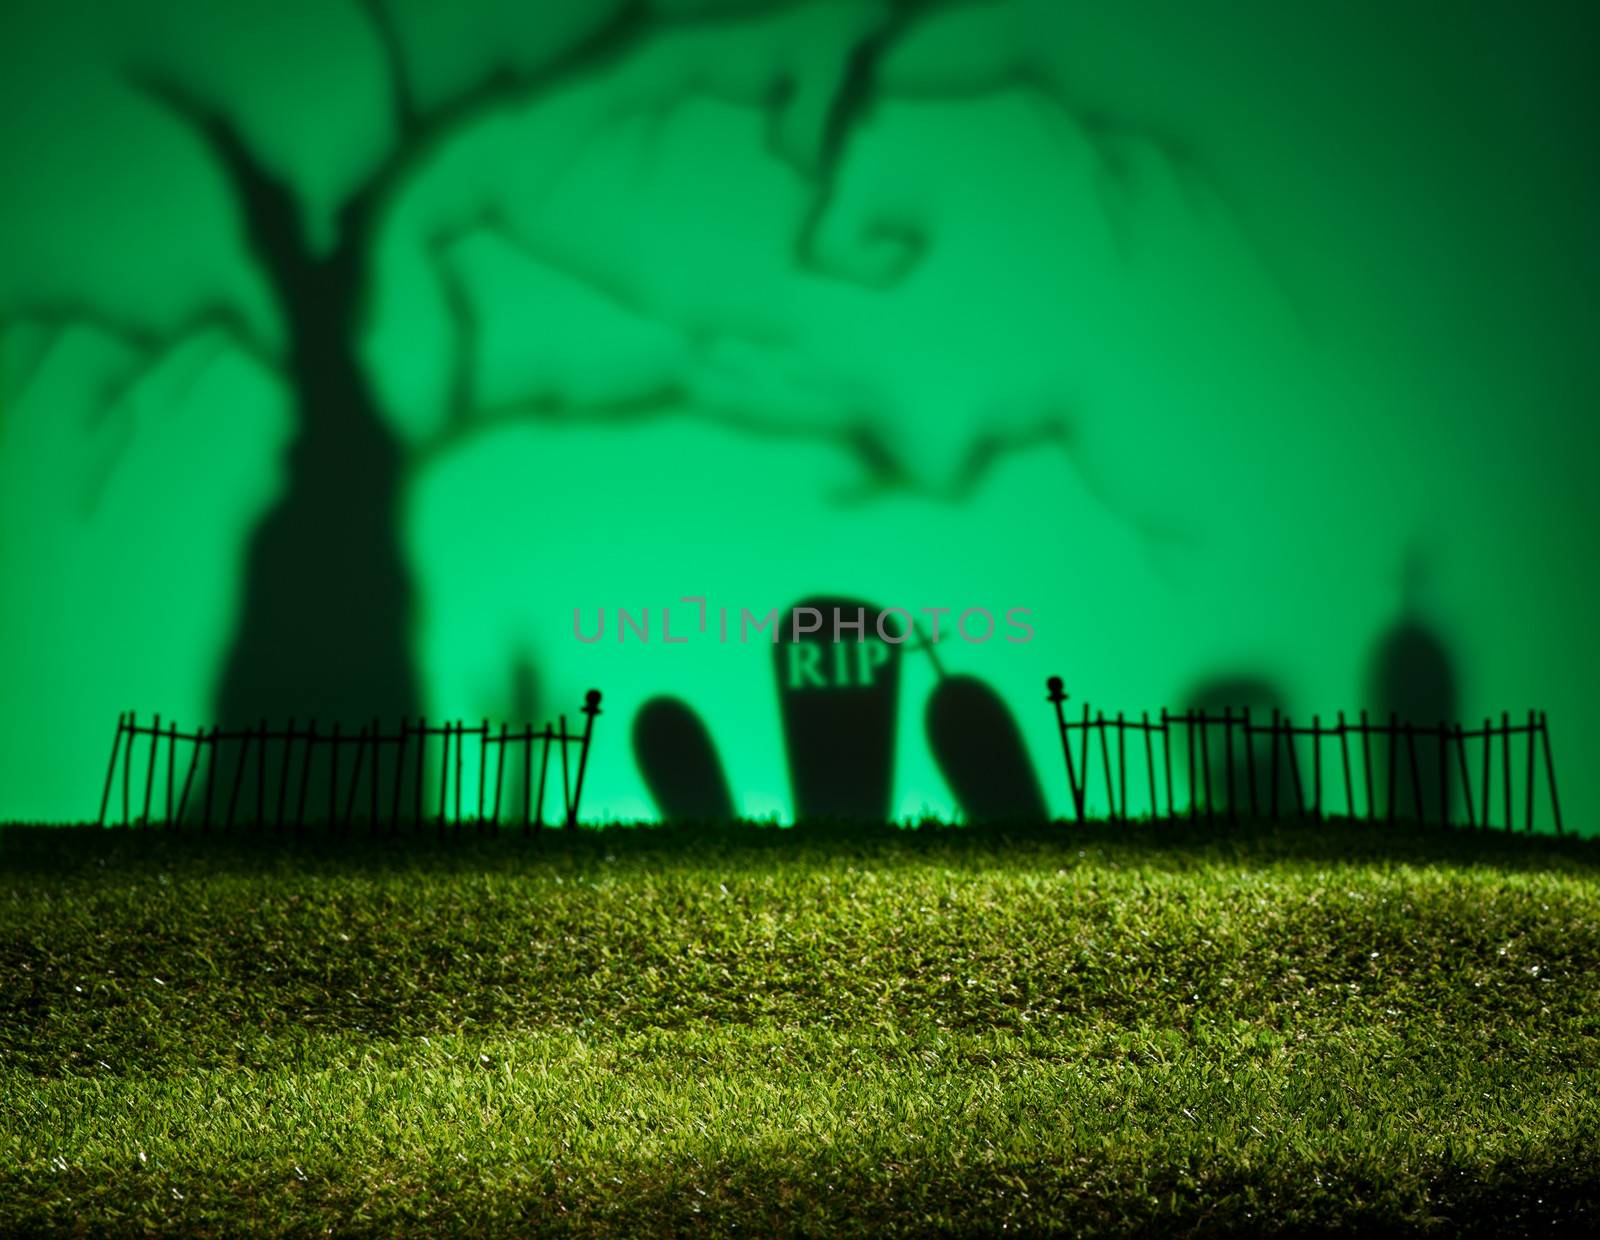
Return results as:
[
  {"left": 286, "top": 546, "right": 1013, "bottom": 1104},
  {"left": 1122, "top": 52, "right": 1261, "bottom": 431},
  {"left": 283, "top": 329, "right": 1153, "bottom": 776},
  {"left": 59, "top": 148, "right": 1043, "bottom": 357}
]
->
[
  {"left": 98, "top": 714, "right": 125, "bottom": 828},
  {"left": 1540, "top": 712, "right": 1563, "bottom": 835}
]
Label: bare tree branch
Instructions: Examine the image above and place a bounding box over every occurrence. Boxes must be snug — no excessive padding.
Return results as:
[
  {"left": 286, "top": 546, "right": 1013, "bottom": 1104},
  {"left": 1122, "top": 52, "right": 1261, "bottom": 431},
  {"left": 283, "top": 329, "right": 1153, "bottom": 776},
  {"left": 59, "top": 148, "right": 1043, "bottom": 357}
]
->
[
  {"left": 424, "top": 219, "right": 485, "bottom": 427},
  {"left": 578, "top": 0, "right": 991, "bottom": 289},
  {"left": 338, "top": 0, "right": 829, "bottom": 249},
  {"left": 780, "top": 0, "right": 1007, "bottom": 287},
  {"left": 129, "top": 72, "right": 320, "bottom": 300},
  {"left": 7, "top": 303, "right": 278, "bottom": 406},
  {"left": 422, "top": 208, "right": 796, "bottom": 438},
  {"left": 6, "top": 302, "right": 283, "bottom": 512},
  {"left": 353, "top": 0, "right": 422, "bottom": 138},
  {"left": 413, "top": 197, "right": 1178, "bottom": 539},
  {"left": 415, "top": 368, "right": 915, "bottom": 508},
  {"left": 875, "top": 63, "right": 1304, "bottom": 320}
]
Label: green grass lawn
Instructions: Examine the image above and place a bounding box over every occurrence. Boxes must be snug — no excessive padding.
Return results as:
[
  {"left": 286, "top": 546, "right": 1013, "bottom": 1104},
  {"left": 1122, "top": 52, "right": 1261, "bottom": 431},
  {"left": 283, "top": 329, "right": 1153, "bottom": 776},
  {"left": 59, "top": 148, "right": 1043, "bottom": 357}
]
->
[{"left": 2, "top": 819, "right": 1597, "bottom": 1237}]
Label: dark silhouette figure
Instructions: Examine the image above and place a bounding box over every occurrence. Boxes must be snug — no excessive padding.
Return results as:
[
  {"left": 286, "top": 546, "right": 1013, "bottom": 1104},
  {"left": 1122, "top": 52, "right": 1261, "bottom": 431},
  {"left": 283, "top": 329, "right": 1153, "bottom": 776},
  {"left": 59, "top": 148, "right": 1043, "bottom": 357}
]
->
[
  {"left": 775, "top": 596, "right": 901, "bottom": 821},
  {"left": 1367, "top": 555, "right": 1457, "bottom": 823},
  {"left": 926, "top": 675, "right": 1047, "bottom": 822},
  {"left": 1186, "top": 674, "right": 1290, "bottom": 817},
  {"left": 632, "top": 696, "right": 735, "bottom": 824}
]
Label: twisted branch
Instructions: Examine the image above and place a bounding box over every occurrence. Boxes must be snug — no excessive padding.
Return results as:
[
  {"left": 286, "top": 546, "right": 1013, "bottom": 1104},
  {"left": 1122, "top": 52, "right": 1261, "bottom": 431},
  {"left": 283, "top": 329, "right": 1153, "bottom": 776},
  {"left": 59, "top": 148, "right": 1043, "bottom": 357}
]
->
[{"left": 6, "top": 303, "right": 283, "bottom": 510}]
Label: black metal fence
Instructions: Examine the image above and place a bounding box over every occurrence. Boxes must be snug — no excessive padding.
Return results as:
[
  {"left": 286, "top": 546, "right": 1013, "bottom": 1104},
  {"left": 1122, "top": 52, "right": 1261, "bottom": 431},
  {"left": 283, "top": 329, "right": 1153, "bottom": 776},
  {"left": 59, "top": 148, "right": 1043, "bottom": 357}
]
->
[
  {"left": 1045, "top": 677, "right": 1563, "bottom": 833},
  {"left": 97, "top": 691, "right": 603, "bottom": 835}
]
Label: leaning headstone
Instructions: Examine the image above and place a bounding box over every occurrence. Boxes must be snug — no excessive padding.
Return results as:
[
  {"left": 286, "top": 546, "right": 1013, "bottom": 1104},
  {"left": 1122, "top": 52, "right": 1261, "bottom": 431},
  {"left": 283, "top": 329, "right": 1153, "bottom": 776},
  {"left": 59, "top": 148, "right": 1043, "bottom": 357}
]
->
[
  {"left": 926, "top": 674, "right": 1046, "bottom": 823},
  {"left": 632, "top": 696, "right": 735, "bottom": 824},
  {"left": 774, "top": 595, "right": 901, "bottom": 822}
]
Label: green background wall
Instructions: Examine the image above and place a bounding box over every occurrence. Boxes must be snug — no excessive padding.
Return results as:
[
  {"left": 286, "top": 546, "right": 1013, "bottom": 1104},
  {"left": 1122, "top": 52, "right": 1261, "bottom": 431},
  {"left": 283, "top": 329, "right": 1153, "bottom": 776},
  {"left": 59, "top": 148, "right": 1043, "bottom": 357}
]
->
[{"left": 2, "top": 0, "right": 1596, "bottom": 830}]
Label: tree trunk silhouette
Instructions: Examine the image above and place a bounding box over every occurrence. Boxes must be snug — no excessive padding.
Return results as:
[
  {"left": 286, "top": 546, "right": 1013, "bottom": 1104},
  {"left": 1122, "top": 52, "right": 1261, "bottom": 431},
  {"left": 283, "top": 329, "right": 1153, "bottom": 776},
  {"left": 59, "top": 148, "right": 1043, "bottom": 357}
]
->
[
  {"left": 214, "top": 247, "right": 418, "bottom": 728},
  {"left": 133, "top": 79, "right": 422, "bottom": 731}
]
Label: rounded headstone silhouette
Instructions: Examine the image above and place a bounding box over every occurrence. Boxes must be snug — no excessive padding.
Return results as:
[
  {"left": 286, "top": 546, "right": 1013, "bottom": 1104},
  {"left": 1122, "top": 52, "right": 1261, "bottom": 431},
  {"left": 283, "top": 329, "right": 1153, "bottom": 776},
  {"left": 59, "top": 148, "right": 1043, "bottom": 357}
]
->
[
  {"left": 632, "top": 696, "right": 735, "bottom": 824},
  {"left": 926, "top": 674, "right": 1046, "bottom": 823}
]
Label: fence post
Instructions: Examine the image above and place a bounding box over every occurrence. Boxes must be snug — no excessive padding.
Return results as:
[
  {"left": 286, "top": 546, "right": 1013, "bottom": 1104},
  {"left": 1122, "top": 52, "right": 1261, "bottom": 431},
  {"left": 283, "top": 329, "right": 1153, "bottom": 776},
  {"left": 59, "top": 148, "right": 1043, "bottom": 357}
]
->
[
  {"left": 276, "top": 718, "right": 295, "bottom": 833},
  {"left": 1540, "top": 712, "right": 1563, "bottom": 835},
  {"left": 1404, "top": 722, "right": 1424, "bottom": 823},
  {"left": 1283, "top": 717, "right": 1306, "bottom": 821},
  {"left": 1454, "top": 724, "right": 1475, "bottom": 829},
  {"left": 1046, "top": 678, "right": 1082, "bottom": 822},
  {"left": 391, "top": 719, "right": 408, "bottom": 837},
  {"left": 1525, "top": 709, "right": 1537, "bottom": 834},
  {"left": 522, "top": 725, "right": 534, "bottom": 836},
  {"left": 176, "top": 725, "right": 203, "bottom": 827},
  {"left": 1161, "top": 709, "right": 1174, "bottom": 821},
  {"left": 362, "top": 716, "right": 376, "bottom": 836},
  {"left": 123, "top": 710, "right": 136, "bottom": 826},
  {"left": 1360, "top": 710, "right": 1374, "bottom": 822},
  {"left": 98, "top": 714, "right": 125, "bottom": 828},
  {"left": 1116, "top": 711, "right": 1127, "bottom": 821},
  {"left": 298, "top": 720, "right": 317, "bottom": 833},
  {"left": 535, "top": 723, "right": 554, "bottom": 833},
  {"left": 142, "top": 713, "right": 161, "bottom": 826},
  {"left": 165, "top": 721, "right": 177, "bottom": 827},
  {"left": 1501, "top": 711, "right": 1512, "bottom": 832},
  {"left": 414, "top": 718, "right": 427, "bottom": 832},
  {"left": 1185, "top": 709, "right": 1197, "bottom": 822},
  {"left": 203, "top": 725, "right": 218, "bottom": 834},
  {"left": 1079, "top": 703, "right": 1091, "bottom": 812},
  {"left": 559, "top": 715, "right": 573, "bottom": 828},
  {"left": 1269, "top": 708, "right": 1281, "bottom": 821},
  {"left": 256, "top": 719, "right": 267, "bottom": 829},
  {"left": 1198, "top": 711, "right": 1213, "bottom": 822},
  {"left": 1338, "top": 712, "right": 1354, "bottom": 819},
  {"left": 571, "top": 690, "right": 603, "bottom": 829},
  {"left": 1480, "top": 718, "right": 1492, "bottom": 830},
  {"left": 1223, "top": 706, "right": 1236, "bottom": 823},
  {"left": 1386, "top": 712, "right": 1398, "bottom": 824},
  {"left": 1436, "top": 721, "right": 1449, "bottom": 828},
  {"left": 226, "top": 726, "right": 252, "bottom": 834},
  {"left": 477, "top": 718, "right": 488, "bottom": 830},
  {"left": 1243, "top": 706, "right": 1258, "bottom": 820},
  {"left": 1098, "top": 712, "right": 1115, "bottom": 823},
  {"left": 343, "top": 726, "right": 368, "bottom": 829},
  {"left": 454, "top": 720, "right": 464, "bottom": 833},
  {"left": 492, "top": 723, "right": 507, "bottom": 832},
  {"left": 1143, "top": 711, "right": 1156, "bottom": 821},
  {"left": 1311, "top": 714, "right": 1322, "bottom": 820},
  {"left": 437, "top": 721, "right": 450, "bottom": 837},
  {"left": 329, "top": 721, "right": 342, "bottom": 831}
]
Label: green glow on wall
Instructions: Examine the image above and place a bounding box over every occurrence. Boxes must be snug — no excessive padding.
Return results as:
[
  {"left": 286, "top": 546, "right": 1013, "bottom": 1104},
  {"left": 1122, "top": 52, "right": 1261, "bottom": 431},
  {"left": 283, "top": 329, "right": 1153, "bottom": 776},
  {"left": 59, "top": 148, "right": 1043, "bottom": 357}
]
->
[{"left": 2, "top": 0, "right": 1598, "bottom": 830}]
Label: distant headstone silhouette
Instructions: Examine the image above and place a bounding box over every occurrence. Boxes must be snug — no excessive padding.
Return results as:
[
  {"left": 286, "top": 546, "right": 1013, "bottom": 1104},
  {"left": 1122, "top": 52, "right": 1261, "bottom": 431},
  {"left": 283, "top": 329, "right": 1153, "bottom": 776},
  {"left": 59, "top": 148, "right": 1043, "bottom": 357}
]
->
[
  {"left": 1186, "top": 674, "right": 1289, "bottom": 817},
  {"left": 775, "top": 596, "right": 901, "bottom": 820},
  {"left": 1367, "top": 623, "right": 1457, "bottom": 823},
  {"left": 632, "top": 696, "right": 735, "bottom": 824},
  {"left": 1367, "top": 552, "right": 1458, "bottom": 823}
]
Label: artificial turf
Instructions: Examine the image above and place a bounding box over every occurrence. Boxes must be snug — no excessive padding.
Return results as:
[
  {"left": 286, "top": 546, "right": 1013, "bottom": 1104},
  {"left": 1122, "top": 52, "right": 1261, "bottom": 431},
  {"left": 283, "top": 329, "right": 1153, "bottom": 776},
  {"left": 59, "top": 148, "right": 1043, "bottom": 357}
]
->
[{"left": 1, "top": 819, "right": 1597, "bottom": 1236}]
